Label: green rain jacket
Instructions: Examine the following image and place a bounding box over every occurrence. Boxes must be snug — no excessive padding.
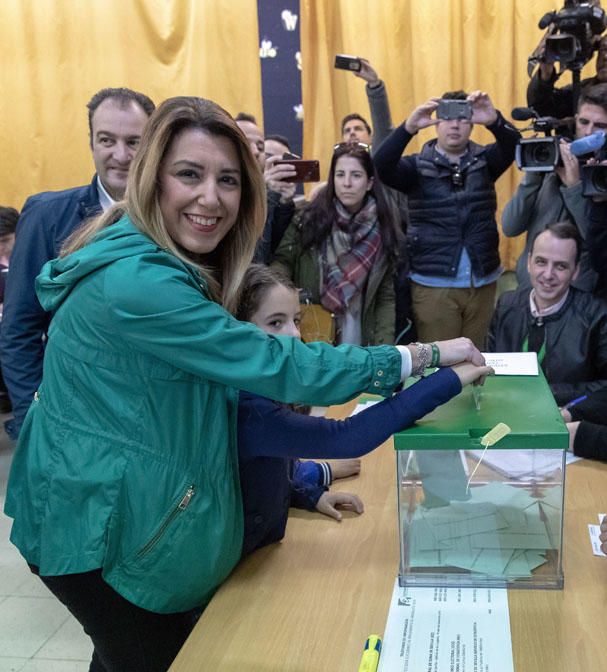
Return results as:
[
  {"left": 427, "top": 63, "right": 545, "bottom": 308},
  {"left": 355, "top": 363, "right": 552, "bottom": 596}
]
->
[{"left": 5, "top": 216, "right": 402, "bottom": 614}]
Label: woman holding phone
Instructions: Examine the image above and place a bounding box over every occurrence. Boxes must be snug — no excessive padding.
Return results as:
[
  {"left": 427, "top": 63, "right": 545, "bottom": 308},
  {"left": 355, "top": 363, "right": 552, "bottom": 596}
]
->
[{"left": 273, "top": 141, "right": 401, "bottom": 345}]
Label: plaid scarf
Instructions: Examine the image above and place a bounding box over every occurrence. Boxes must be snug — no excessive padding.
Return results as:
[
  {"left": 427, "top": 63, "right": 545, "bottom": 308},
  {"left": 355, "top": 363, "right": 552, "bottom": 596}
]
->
[{"left": 321, "top": 196, "right": 382, "bottom": 315}]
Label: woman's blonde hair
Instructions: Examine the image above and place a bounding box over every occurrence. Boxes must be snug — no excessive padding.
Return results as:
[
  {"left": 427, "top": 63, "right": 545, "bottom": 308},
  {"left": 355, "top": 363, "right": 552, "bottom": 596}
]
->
[{"left": 63, "top": 96, "right": 266, "bottom": 312}]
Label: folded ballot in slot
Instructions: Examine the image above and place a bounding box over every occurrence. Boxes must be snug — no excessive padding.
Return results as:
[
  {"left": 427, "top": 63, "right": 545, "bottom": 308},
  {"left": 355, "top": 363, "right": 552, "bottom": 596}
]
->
[{"left": 394, "top": 371, "right": 566, "bottom": 589}]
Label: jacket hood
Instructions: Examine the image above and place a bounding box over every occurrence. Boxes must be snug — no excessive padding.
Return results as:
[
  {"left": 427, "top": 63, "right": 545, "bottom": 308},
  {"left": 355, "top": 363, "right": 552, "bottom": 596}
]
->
[{"left": 36, "top": 216, "right": 159, "bottom": 312}]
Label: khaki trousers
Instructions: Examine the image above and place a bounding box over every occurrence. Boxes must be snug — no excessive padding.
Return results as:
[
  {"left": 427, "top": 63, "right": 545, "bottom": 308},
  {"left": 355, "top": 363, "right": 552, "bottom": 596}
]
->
[{"left": 411, "top": 281, "right": 497, "bottom": 350}]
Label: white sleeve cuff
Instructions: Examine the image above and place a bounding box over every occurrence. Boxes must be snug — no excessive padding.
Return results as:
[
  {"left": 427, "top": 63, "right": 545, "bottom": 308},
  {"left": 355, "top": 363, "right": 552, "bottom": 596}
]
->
[{"left": 396, "top": 345, "right": 412, "bottom": 382}]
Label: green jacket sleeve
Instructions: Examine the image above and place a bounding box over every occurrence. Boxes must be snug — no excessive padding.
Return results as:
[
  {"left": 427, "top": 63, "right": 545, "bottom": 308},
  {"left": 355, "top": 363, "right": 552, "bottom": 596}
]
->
[{"left": 103, "top": 253, "right": 402, "bottom": 406}]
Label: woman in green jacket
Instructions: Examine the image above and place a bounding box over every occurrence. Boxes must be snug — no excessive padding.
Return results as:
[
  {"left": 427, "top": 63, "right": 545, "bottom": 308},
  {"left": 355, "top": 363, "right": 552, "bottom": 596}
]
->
[
  {"left": 273, "top": 142, "right": 401, "bottom": 345},
  {"left": 4, "top": 96, "right": 487, "bottom": 672}
]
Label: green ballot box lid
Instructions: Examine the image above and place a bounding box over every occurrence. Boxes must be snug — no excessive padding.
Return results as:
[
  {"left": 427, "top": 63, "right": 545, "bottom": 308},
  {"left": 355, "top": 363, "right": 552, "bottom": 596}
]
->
[{"left": 394, "top": 370, "right": 568, "bottom": 451}]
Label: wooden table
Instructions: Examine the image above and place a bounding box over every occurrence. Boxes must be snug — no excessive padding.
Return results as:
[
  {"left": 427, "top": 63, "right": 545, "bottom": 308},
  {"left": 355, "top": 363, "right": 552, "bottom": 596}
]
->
[{"left": 170, "top": 400, "right": 607, "bottom": 671}]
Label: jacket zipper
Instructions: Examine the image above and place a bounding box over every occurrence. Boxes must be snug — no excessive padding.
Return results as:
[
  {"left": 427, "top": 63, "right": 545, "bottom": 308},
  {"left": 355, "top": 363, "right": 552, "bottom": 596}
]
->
[{"left": 136, "top": 484, "right": 196, "bottom": 558}]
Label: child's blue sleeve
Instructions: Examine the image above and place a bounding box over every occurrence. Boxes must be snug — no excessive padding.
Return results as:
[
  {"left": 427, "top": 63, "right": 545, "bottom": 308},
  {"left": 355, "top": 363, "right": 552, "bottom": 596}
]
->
[
  {"left": 290, "top": 460, "right": 327, "bottom": 510},
  {"left": 237, "top": 367, "right": 461, "bottom": 460},
  {"left": 292, "top": 460, "right": 332, "bottom": 486}
]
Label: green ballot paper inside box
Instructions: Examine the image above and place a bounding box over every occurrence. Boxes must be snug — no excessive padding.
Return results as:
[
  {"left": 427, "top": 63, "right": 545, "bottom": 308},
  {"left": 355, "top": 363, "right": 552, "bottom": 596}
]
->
[{"left": 393, "top": 371, "right": 567, "bottom": 590}]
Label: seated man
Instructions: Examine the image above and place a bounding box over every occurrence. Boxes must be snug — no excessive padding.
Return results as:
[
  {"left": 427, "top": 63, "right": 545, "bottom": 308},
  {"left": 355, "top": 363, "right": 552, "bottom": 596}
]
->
[
  {"left": 487, "top": 221, "right": 607, "bottom": 406},
  {"left": 502, "top": 83, "right": 607, "bottom": 293},
  {"left": 562, "top": 388, "right": 607, "bottom": 462}
]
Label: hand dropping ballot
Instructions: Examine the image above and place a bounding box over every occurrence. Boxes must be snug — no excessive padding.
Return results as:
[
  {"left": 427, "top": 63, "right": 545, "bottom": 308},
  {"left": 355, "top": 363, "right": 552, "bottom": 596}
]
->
[{"left": 481, "top": 352, "right": 538, "bottom": 376}]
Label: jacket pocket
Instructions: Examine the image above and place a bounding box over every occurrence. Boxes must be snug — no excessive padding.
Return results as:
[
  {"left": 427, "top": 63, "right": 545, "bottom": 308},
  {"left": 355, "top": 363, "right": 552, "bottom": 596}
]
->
[
  {"left": 103, "top": 469, "right": 242, "bottom": 613},
  {"left": 135, "top": 484, "right": 196, "bottom": 559}
]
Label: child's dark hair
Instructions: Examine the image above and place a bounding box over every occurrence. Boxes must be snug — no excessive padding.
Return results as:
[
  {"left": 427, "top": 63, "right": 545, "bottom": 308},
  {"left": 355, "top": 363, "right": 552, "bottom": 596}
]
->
[
  {"left": 237, "top": 264, "right": 309, "bottom": 415},
  {"left": 237, "top": 263, "right": 297, "bottom": 322}
]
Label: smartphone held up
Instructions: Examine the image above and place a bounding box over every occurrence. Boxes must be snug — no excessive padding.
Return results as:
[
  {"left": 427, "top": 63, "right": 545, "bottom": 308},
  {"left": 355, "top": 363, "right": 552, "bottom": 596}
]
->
[
  {"left": 334, "top": 54, "right": 362, "bottom": 72},
  {"left": 273, "top": 157, "right": 320, "bottom": 183}
]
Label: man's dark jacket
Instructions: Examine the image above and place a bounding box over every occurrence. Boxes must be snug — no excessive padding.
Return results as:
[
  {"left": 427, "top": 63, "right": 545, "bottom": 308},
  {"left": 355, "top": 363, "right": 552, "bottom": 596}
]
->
[
  {"left": 0, "top": 176, "right": 101, "bottom": 438},
  {"left": 527, "top": 71, "right": 601, "bottom": 119},
  {"left": 486, "top": 287, "right": 607, "bottom": 406},
  {"left": 373, "top": 113, "right": 520, "bottom": 279}
]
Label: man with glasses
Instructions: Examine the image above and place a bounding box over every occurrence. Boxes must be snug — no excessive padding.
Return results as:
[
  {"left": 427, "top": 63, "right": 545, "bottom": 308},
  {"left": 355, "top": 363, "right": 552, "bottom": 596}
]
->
[
  {"left": 503, "top": 83, "right": 607, "bottom": 294},
  {"left": 373, "top": 90, "right": 520, "bottom": 349}
]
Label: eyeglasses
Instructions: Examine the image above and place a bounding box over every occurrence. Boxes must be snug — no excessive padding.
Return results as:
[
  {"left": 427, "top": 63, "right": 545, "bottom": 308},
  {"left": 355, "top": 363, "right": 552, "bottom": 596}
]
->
[{"left": 333, "top": 141, "right": 371, "bottom": 153}]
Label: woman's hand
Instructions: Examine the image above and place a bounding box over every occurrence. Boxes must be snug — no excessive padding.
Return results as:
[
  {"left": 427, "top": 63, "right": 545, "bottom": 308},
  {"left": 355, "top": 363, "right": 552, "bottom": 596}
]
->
[
  {"left": 451, "top": 362, "right": 494, "bottom": 387},
  {"left": 435, "top": 337, "right": 486, "bottom": 367}
]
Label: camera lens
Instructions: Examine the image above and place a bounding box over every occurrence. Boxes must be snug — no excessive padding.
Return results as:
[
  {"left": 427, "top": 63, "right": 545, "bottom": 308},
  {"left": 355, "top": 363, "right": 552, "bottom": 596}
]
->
[
  {"left": 546, "top": 34, "right": 578, "bottom": 63},
  {"left": 531, "top": 145, "right": 553, "bottom": 164},
  {"left": 592, "top": 166, "right": 607, "bottom": 193}
]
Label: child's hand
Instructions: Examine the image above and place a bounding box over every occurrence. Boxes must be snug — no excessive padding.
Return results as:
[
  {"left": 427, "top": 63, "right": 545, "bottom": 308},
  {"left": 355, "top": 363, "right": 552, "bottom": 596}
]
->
[
  {"left": 331, "top": 458, "right": 361, "bottom": 480},
  {"left": 316, "top": 492, "right": 364, "bottom": 521}
]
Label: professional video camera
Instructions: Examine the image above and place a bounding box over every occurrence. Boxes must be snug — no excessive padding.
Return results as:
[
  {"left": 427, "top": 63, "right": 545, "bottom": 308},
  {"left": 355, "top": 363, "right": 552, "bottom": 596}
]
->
[
  {"left": 570, "top": 130, "right": 607, "bottom": 194},
  {"left": 513, "top": 106, "right": 573, "bottom": 171},
  {"left": 539, "top": 1, "right": 607, "bottom": 69}
]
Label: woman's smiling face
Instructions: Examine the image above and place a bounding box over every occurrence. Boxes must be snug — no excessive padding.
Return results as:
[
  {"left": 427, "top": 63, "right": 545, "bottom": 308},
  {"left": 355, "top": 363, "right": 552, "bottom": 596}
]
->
[{"left": 159, "top": 127, "right": 242, "bottom": 256}]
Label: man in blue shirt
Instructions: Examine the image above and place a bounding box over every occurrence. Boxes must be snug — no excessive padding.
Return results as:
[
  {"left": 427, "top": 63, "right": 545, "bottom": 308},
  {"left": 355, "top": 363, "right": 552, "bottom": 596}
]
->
[
  {"left": 0, "top": 87, "right": 154, "bottom": 439},
  {"left": 373, "top": 90, "right": 520, "bottom": 348}
]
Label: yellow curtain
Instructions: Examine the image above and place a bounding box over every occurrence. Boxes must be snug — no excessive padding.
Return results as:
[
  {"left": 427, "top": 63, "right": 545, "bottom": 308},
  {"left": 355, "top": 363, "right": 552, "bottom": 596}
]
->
[
  {"left": 0, "top": 0, "right": 262, "bottom": 211},
  {"left": 300, "top": 0, "right": 600, "bottom": 269}
]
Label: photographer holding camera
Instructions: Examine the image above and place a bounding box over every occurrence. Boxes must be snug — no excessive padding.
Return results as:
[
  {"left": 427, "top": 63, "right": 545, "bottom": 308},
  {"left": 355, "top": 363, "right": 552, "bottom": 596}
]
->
[
  {"left": 372, "top": 90, "right": 520, "bottom": 349},
  {"left": 526, "top": 0, "right": 607, "bottom": 118},
  {"left": 528, "top": 35, "right": 607, "bottom": 118},
  {"left": 503, "top": 83, "right": 607, "bottom": 293}
]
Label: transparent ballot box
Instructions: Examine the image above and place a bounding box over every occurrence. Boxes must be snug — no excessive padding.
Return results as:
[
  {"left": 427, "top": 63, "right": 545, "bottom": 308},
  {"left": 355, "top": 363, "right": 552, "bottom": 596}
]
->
[{"left": 394, "top": 372, "right": 567, "bottom": 589}]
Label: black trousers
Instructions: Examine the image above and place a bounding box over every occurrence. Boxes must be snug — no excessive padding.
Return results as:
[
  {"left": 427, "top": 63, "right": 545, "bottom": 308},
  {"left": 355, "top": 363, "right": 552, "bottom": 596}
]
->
[{"left": 31, "top": 566, "right": 200, "bottom": 672}]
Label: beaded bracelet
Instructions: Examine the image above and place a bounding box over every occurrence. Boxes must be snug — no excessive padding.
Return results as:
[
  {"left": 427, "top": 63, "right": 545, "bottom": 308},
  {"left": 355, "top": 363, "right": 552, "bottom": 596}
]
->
[
  {"left": 430, "top": 342, "right": 440, "bottom": 368},
  {"left": 410, "top": 342, "right": 431, "bottom": 376}
]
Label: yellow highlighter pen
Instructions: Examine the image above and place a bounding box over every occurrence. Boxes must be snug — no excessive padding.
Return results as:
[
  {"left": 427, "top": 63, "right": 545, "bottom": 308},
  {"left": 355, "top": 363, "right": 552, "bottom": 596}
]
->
[{"left": 358, "top": 634, "right": 382, "bottom": 672}]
